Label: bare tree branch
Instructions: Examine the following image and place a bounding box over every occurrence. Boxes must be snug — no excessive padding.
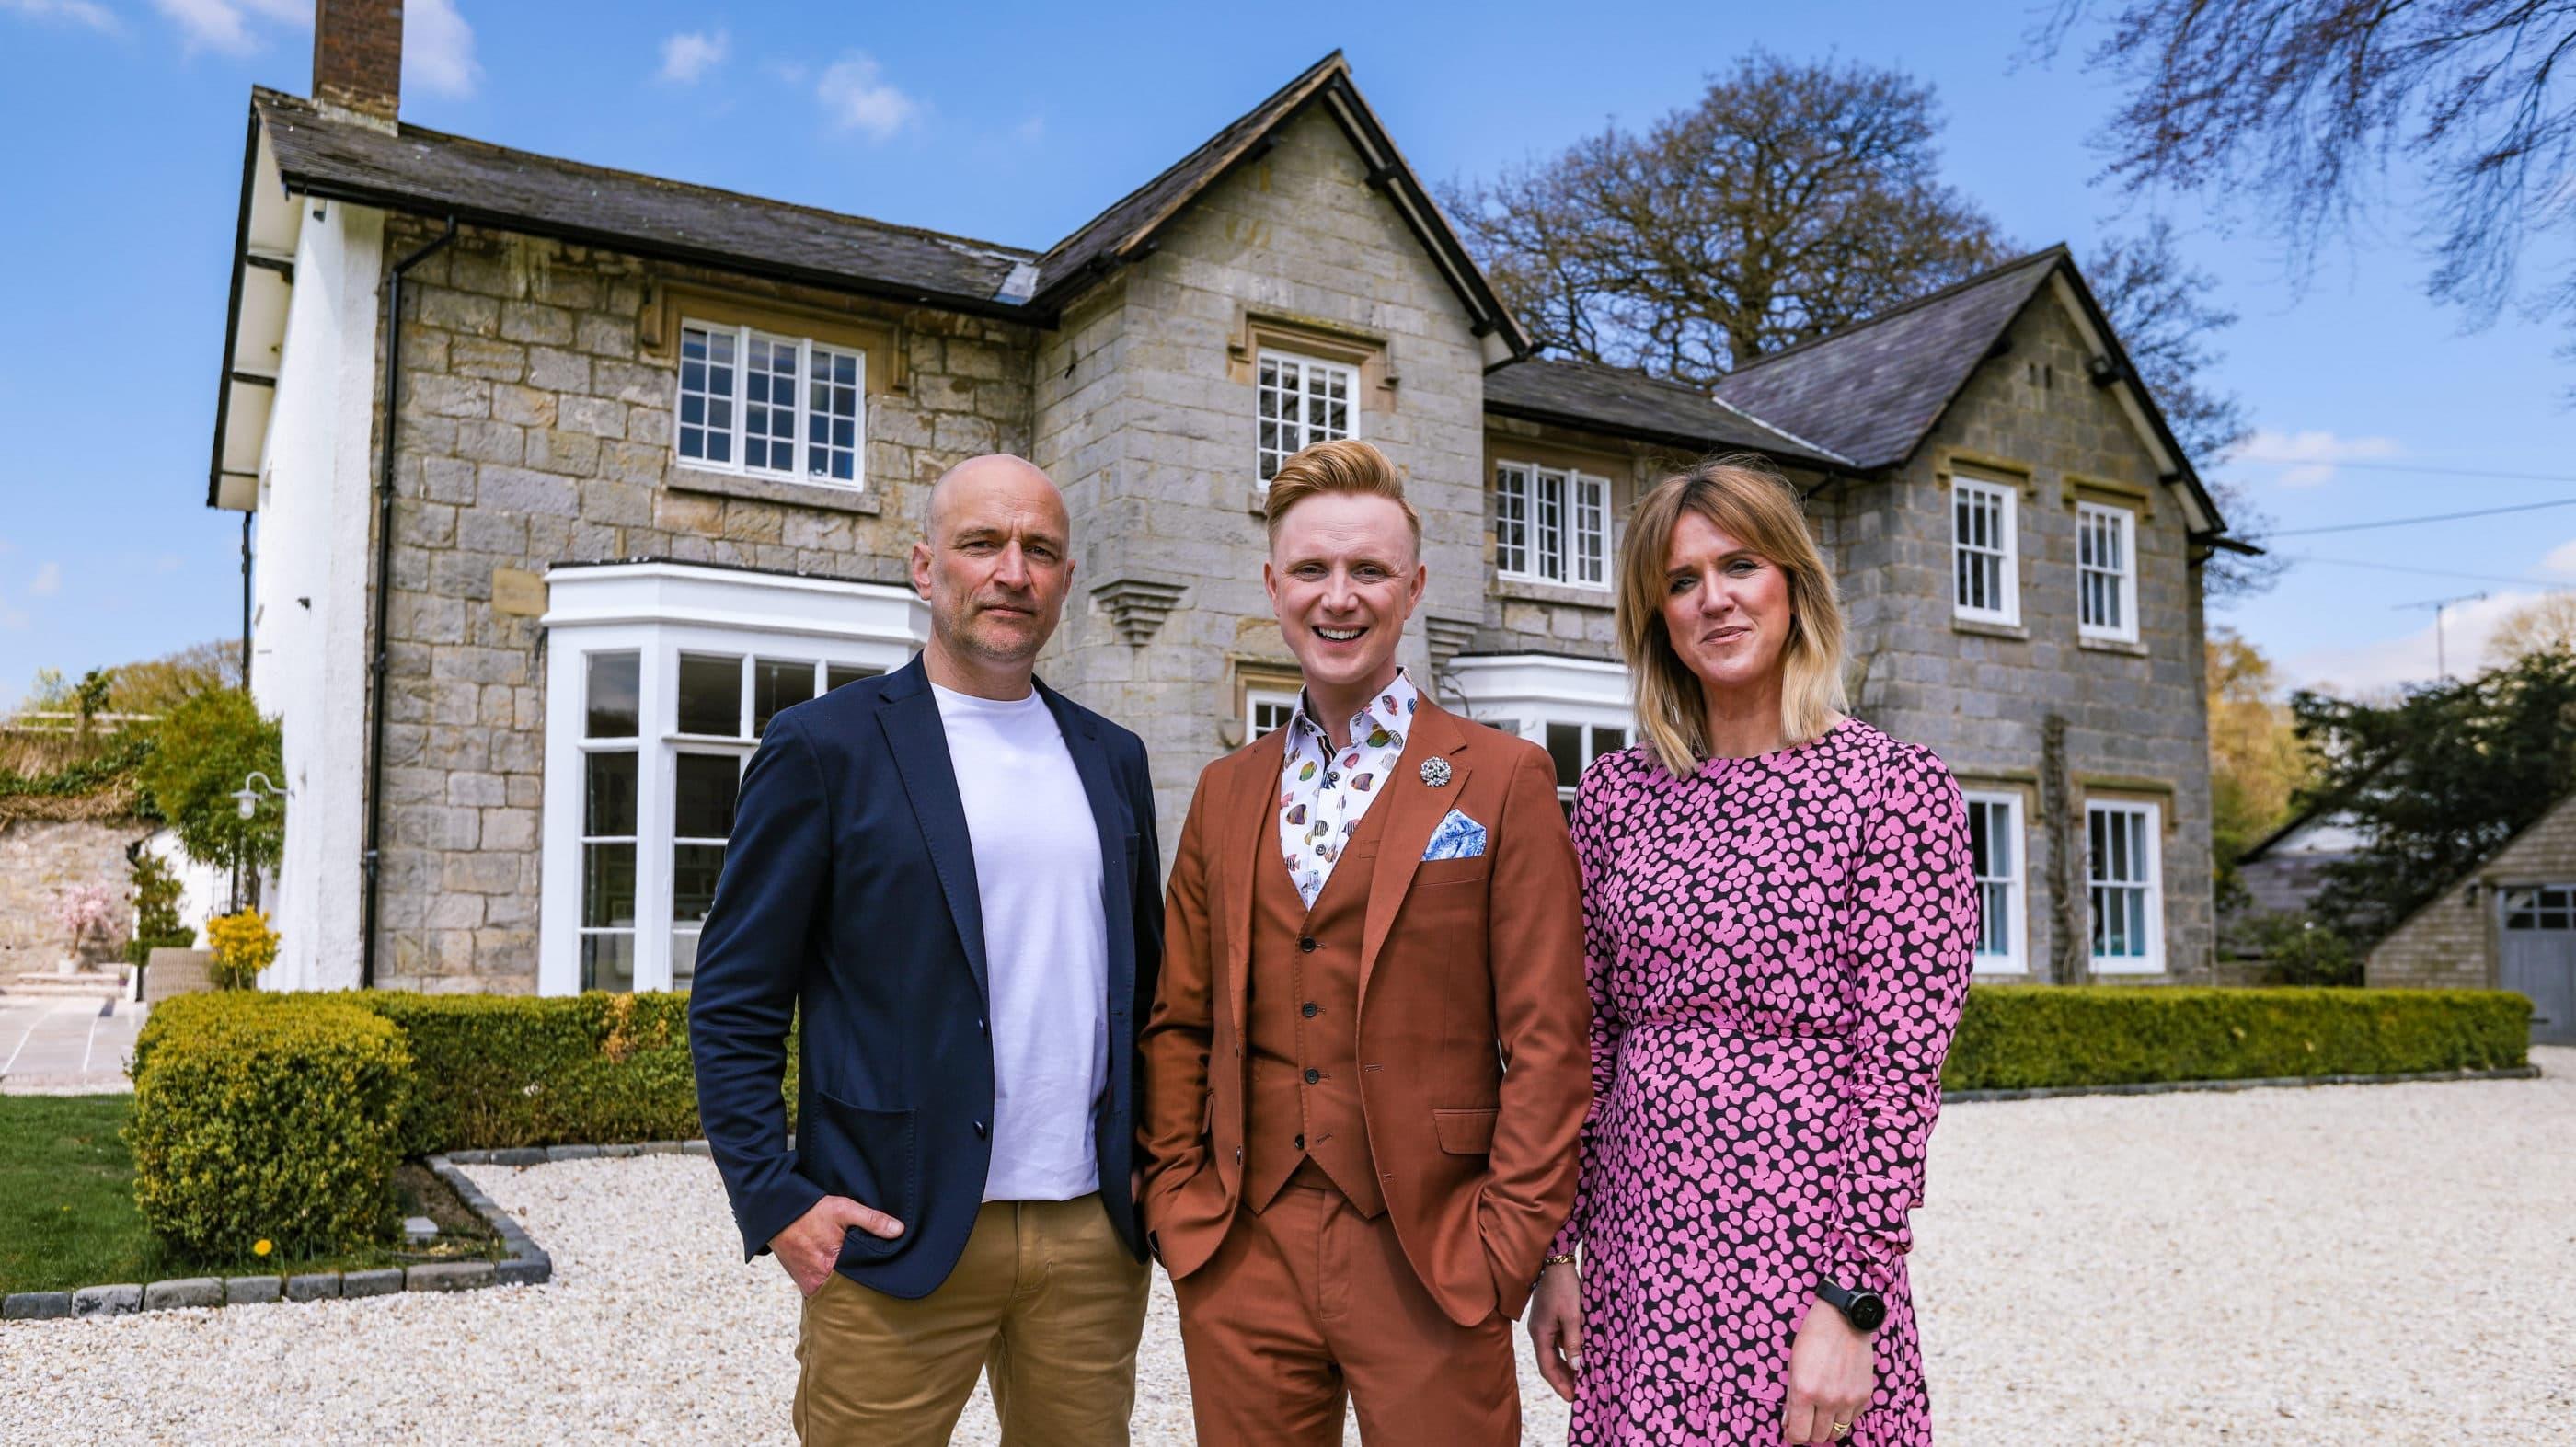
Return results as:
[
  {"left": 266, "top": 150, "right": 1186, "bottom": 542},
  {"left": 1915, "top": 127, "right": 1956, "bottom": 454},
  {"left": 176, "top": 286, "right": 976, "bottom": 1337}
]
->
[{"left": 1441, "top": 52, "right": 2007, "bottom": 386}]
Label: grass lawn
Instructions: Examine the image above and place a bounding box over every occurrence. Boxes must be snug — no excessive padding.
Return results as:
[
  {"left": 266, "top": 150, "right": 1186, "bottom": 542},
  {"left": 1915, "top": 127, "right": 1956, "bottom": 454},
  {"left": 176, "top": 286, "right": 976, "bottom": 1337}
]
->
[{"left": 0, "top": 1095, "right": 498, "bottom": 1295}]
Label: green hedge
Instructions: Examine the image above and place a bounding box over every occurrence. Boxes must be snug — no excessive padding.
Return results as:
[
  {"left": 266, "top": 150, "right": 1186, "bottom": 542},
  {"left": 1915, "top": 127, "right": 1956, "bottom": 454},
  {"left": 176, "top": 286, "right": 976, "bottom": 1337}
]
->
[
  {"left": 136, "top": 989, "right": 792, "bottom": 1155},
  {"left": 1943, "top": 986, "right": 2532, "bottom": 1092},
  {"left": 126, "top": 993, "right": 410, "bottom": 1257}
]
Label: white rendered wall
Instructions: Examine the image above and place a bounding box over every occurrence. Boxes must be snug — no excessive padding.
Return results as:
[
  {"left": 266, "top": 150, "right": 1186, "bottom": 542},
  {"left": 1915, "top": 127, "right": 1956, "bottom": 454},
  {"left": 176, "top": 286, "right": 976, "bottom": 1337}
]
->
[
  {"left": 247, "top": 198, "right": 385, "bottom": 992},
  {"left": 138, "top": 827, "right": 229, "bottom": 949}
]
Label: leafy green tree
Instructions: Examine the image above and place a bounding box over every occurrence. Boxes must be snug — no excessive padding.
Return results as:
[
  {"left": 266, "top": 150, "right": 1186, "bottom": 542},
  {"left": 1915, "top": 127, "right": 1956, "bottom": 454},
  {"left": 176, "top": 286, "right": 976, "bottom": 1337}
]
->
[
  {"left": 2293, "top": 646, "right": 2576, "bottom": 947},
  {"left": 125, "top": 851, "right": 197, "bottom": 966},
  {"left": 133, "top": 689, "right": 285, "bottom": 879}
]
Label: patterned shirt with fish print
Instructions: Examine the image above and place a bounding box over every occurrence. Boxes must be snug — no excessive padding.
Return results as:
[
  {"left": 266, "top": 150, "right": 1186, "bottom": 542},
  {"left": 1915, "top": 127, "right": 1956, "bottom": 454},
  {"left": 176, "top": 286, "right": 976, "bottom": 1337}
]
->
[{"left": 1275, "top": 669, "right": 1420, "bottom": 907}]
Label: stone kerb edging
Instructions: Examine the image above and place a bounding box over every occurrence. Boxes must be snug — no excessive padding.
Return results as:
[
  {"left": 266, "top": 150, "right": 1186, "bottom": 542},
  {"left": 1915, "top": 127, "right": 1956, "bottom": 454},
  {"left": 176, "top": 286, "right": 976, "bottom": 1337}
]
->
[
  {"left": 1947, "top": 1063, "right": 2543, "bottom": 1104},
  {"left": 0, "top": 1152, "right": 558, "bottom": 1323}
]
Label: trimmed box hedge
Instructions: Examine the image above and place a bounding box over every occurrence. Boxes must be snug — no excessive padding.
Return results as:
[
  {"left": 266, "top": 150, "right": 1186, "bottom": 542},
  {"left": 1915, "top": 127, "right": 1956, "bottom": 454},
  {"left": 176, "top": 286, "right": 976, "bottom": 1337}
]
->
[
  {"left": 135, "top": 989, "right": 791, "bottom": 1156},
  {"left": 126, "top": 993, "right": 411, "bottom": 1258},
  {"left": 1941, "top": 986, "right": 2532, "bottom": 1092}
]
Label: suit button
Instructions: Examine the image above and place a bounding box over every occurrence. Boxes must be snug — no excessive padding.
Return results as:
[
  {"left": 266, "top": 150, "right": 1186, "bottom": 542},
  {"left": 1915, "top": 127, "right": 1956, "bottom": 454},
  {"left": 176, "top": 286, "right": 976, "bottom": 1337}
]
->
[
  {"left": 1298, "top": 936, "right": 1317, "bottom": 953},
  {"left": 973, "top": 1120, "right": 989, "bottom": 1139},
  {"left": 1303, "top": 1068, "right": 1321, "bottom": 1085},
  {"left": 977, "top": 1017, "right": 988, "bottom": 1034},
  {"left": 1301, "top": 1002, "right": 1319, "bottom": 1018},
  {"left": 1294, "top": 1133, "right": 1305, "bottom": 1149}
]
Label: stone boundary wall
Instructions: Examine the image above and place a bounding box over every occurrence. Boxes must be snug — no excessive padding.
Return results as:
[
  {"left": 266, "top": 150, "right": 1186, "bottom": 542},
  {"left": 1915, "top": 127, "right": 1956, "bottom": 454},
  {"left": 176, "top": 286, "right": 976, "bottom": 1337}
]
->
[{"left": 0, "top": 818, "right": 153, "bottom": 971}]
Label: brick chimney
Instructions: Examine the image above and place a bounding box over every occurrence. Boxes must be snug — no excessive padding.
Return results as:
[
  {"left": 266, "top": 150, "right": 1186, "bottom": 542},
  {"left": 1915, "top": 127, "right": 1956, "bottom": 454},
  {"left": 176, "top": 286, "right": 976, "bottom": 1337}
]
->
[{"left": 313, "top": 0, "right": 403, "bottom": 128}]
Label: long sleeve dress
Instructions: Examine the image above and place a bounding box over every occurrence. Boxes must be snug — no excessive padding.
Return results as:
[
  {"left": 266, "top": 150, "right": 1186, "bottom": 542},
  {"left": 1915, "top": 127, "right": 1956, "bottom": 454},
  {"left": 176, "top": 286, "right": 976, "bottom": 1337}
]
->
[{"left": 1550, "top": 718, "right": 1976, "bottom": 1446}]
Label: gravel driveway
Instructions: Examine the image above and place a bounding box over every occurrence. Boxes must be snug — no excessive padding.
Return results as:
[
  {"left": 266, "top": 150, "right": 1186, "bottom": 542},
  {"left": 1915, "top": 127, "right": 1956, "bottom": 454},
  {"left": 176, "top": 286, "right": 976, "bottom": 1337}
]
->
[{"left": 5, "top": 1050, "right": 2568, "bottom": 1445}]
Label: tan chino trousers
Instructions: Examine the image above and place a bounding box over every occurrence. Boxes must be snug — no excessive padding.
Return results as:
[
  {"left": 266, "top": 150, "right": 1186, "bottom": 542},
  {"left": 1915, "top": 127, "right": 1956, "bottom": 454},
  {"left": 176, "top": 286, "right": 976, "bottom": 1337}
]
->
[{"left": 794, "top": 1194, "right": 1150, "bottom": 1447}]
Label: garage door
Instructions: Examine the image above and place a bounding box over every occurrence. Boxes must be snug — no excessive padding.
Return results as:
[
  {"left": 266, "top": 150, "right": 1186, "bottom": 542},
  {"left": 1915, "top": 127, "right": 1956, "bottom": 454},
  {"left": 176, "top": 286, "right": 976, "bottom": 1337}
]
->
[{"left": 2500, "top": 885, "right": 2576, "bottom": 1046}]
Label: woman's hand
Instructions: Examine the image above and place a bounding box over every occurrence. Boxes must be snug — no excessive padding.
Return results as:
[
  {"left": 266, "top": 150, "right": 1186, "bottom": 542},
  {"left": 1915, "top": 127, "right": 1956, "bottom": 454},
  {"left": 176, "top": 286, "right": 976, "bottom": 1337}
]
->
[
  {"left": 1526, "top": 1261, "right": 1583, "bottom": 1402},
  {"left": 1781, "top": 1295, "right": 1874, "bottom": 1443}
]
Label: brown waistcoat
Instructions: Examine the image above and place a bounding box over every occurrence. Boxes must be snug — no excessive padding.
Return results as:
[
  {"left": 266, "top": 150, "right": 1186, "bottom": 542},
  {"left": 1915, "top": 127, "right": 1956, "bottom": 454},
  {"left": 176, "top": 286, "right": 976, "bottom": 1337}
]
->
[{"left": 1243, "top": 793, "right": 1394, "bottom": 1217}]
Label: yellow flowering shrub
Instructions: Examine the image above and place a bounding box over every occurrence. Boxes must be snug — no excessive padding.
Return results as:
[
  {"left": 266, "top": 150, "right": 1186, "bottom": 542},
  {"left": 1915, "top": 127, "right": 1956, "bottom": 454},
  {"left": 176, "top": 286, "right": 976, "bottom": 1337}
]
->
[{"left": 204, "top": 909, "right": 280, "bottom": 990}]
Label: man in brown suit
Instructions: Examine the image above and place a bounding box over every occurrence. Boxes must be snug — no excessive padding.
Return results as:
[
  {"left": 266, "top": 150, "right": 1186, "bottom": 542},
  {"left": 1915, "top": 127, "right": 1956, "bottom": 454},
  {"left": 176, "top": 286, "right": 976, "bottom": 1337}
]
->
[{"left": 1138, "top": 438, "right": 1590, "bottom": 1444}]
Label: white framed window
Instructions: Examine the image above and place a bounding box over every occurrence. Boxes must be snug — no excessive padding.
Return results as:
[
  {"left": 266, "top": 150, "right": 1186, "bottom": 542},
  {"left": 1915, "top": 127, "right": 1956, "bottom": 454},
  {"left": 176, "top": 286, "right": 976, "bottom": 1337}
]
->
[
  {"left": 676, "top": 318, "right": 867, "bottom": 489},
  {"left": 1961, "top": 791, "right": 2024, "bottom": 972},
  {"left": 1543, "top": 719, "right": 1631, "bottom": 819},
  {"left": 1494, "top": 462, "right": 1612, "bottom": 590},
  {"left": 2076, "top": 502, "right": 2138, "bottom": 641},
  {"left": 2086, "top": 799, "right": 2163, "bottom": 973},
  {"left": 1247, "top": 687, "right": 1299, "bottom": 740},
  {"left": 1256, "top": 349, "right": 1355, "bottom": 486},
  {"left": 1951, "top": 477, "right": 2019, "bottom": 625},
  {"left": 539, "top": 564, "right": 926, "bottom": 995}
]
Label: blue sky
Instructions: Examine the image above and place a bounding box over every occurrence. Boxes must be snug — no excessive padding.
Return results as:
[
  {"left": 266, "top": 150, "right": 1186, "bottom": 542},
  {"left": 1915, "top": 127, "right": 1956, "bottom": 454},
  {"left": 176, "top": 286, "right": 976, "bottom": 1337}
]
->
[{"left": 1, "top": 0, "right": 2569, "bottom": 705}]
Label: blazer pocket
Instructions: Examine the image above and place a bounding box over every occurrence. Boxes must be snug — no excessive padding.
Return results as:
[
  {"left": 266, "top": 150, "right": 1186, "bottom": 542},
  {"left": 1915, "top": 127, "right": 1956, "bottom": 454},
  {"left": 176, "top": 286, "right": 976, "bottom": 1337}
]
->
[
  {"left": 1432, "top": 1106, "right": 1500, "bottom": 1156},
  {"left": 804, "top": 1090, "right": 919, "bottom": 1265},
  {"left": 1412, "top": 856, "right": 1491, "bottom": 890}
]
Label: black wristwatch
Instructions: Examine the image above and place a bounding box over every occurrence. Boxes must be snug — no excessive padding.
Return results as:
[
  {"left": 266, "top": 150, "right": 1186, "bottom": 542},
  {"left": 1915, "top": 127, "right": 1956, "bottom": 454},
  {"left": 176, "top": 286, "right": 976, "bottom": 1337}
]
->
[{"left": 1813, "top": 1276, "right": 1886, "bottom": 1334}]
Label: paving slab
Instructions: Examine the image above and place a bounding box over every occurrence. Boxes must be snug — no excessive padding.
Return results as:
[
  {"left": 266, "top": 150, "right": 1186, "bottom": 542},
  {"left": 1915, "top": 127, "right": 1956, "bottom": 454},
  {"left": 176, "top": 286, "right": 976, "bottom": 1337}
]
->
[{"left": 0, "top": 995, "right": 144, "bottom": 1094}]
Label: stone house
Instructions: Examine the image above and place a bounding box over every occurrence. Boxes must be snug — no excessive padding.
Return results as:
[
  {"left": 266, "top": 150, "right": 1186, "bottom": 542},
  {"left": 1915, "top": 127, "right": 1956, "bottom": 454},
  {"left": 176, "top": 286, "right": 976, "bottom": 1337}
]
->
[
  {"left": 2363, "top": 789, "right": 2576, "bottom": 1044},
  {"left": 205, "top": 1, "right": 2241, "bottom": 995}
]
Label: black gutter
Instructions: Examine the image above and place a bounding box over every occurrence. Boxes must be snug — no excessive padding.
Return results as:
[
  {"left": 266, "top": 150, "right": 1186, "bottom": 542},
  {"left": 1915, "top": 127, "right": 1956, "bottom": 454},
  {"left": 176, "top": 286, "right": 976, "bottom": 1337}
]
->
[
  {"left": 239, "top": 512, "right": 253, "bottom": 692},
  {"left": 205, "top": 109, "right": 262, "bottom": 509},
  {"left": 361, "top": 215, "right": 458, "bottom": 990}
]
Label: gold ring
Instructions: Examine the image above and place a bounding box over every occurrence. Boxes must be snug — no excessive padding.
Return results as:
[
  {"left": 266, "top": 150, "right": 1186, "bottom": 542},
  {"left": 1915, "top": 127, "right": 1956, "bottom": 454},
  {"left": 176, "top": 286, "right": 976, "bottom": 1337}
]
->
[{"left": 1831, "top": 1425, "right": 1853, "bottom": 1440}]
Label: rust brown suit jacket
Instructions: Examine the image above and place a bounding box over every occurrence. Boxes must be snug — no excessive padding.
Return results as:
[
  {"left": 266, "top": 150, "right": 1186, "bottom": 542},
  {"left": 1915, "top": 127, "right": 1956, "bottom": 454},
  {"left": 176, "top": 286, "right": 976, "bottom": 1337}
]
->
[{"left": 1137, "top": 695, "right": 1590, "bottom": 1326}]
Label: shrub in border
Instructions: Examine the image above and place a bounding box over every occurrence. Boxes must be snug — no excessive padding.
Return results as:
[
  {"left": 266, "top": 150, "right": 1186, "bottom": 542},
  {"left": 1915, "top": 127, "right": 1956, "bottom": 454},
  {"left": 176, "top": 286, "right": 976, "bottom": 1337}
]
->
[
  {"left": 126, "top": 993, "right": 411, "bottom": 1258},
  {"left": 1943, "top": 986, "right": 2531, "bottom": 1092}
]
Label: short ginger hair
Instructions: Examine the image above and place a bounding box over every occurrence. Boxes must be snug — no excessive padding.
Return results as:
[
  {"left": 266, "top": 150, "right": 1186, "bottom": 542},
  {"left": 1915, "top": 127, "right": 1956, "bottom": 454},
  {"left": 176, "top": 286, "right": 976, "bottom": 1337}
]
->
[{"left": 1262, "top": 439, "right": 1421, "bottom": 553}]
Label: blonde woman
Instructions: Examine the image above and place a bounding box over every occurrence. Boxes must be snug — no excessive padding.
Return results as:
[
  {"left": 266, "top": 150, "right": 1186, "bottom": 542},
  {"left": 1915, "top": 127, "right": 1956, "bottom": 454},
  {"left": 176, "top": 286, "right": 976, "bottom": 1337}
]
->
[{"left": 1525, "top": 457, "right": 1976, "bottom": 1446}]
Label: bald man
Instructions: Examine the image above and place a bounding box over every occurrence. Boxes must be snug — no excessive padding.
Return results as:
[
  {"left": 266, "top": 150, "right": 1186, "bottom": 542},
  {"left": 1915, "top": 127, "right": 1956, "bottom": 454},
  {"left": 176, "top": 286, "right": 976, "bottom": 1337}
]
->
[{"left": 691, "top": 455, "right": 1163, "bottom": 1445}]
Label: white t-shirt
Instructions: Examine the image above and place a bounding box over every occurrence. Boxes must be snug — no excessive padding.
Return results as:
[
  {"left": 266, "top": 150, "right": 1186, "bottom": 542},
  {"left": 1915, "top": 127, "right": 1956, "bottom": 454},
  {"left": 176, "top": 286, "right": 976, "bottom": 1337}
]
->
[{"left": 931, "top": 682, "right": 1110, "bottom": 1202}]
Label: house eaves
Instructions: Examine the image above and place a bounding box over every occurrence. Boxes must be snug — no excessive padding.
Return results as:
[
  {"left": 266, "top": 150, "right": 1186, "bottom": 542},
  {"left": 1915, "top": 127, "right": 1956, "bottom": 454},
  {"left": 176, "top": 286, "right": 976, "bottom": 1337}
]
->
[{"left": 1027, "top": 52, "right": 1531, "bottom": 366}]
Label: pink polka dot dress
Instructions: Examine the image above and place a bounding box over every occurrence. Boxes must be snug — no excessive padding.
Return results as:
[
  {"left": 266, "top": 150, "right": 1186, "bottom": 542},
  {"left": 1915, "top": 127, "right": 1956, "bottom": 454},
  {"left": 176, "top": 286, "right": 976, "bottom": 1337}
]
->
[{"left": 1549, "top": 718, "right": 1976, "bottom": 1445}]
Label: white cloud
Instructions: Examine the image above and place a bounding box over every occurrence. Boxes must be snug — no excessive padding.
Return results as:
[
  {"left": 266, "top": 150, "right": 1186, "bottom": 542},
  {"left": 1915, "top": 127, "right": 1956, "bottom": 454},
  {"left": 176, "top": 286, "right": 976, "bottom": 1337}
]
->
[
  {"left": 765, "top": 58, "right": 808, "bottom": 86},
  {"left": 659, "top": 28, "right": 727, "bottom": 84},
  {"left": 154, "top": 0, "right": 257, "bottom": 52},
  {"left": 403, "top": 0, "right": 478, "bottom": 99},
  {"left": 1013, "top": 114, "right": 1045, "bottom": 144},
  {"left": 816, "top": 52, "right": 918, "bottom": 140},
  {"left": 28, "top": 562, "right": 61, "bottom": 598},
  {"left": 2541, "top": 538, "right": 2576, "bottom": 578},
  {"left": 2284, "top": 591, "right": 2546, "bottom": 695},
  {"left": 1, "top": 0, "right": 122, "bottom": 33},
  {"left": 2227, "top": 429, "right": 2402, "bottom": 488}
]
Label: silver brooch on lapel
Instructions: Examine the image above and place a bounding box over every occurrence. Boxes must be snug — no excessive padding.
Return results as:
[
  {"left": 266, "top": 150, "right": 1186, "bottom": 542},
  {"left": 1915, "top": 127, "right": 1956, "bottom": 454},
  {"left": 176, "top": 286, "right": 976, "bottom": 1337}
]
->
[{"left": 1419, "top": 756, "right": 1453, "bottom": 788}]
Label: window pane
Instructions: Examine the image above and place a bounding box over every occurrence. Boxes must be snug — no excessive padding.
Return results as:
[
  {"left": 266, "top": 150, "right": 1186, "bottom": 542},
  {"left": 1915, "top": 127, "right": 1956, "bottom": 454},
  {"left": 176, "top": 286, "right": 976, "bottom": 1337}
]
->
[
  {"left": 673, "top": 752, "right": 740, "bottom": 841},
  {"left": 673, "top": 844, "right": 727, "bottom": 923},
  {"left": 581, "top": 843, "right": 635, "bottom": 928},
  {"left": 825, "top": 663, "right": 878, "bottom": 693},
  {"left": 753, "top": 658, "right": 817, "bottom": 736},
  {"left": 584, "top": 751, "right": 637, "bottom": 836},
  {"left": 670, "top": 930, "right": 701, "bottom": 990},
  {"left": 585, "top": 652, "right": 640, "bottom": 739},
  {"left": 1574, "top": 474, "right": 1607, "bottom": 585},
  {"left": 1546, "top": 722, "right": 1584, "bottom": 790},
  {"left": 1589, "top": 726, "right": 1626, "bottom": 762},
  {"left": 743, "top": 334, "right": 799, "bottom": 473},
  {"left": 1534, "top": 471, "right": 1567, "bottom": 582},
  {"left": 1494, "top": 465, "right": 1529, "bottom": 576},
  {"left": 581, "top": 933, "right": 634, "bottom": 993},
  {"left": 677, "top": 652, "right": 742, "bottom": 735},
  {"left": 805, "top": 343, "right": 862, "bottom": 483}
]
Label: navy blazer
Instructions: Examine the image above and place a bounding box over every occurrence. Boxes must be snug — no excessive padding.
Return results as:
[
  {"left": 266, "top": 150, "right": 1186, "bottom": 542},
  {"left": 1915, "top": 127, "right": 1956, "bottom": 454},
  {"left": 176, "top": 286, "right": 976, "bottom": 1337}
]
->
[{"left": 687, "top": 654, "right": 1162, "bottom": 1298}]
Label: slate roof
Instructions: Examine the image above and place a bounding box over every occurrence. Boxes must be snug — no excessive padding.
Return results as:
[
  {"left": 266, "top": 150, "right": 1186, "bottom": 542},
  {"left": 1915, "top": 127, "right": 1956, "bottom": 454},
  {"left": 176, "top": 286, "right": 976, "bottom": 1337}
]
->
[
  {"left": 1708, "top": 248, "right": 2064, "bottom": 471},
  {"left": 1481, "top": 358, "right": 1847, "bottom": 467},
  {"left": 252, "top": 88, "right": 1042, "bottom": 316},
  {"left": 1034, "top": 53, "right": 1342, "bottom": 301}
]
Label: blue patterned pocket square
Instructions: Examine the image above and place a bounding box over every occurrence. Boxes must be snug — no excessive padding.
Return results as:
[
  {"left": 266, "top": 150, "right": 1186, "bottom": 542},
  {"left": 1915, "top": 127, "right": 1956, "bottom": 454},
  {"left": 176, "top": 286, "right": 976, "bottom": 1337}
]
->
[{"left": 1421, "top": 809, "right": 1488, "bottom": 861}]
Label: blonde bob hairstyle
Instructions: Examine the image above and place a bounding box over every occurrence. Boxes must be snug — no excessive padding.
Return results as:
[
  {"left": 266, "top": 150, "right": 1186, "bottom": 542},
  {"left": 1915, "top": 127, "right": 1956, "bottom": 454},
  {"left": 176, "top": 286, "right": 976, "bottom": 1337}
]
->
[{"left": 1616, "top": 454, "right": 1848, "bottom": 776}]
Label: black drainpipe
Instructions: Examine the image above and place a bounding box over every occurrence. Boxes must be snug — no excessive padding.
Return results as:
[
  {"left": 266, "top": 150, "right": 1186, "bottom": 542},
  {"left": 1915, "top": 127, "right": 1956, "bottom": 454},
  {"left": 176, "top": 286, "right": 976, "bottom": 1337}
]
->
[{"left": 362, "top": 215, "right": 459, "bottom": 989}]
